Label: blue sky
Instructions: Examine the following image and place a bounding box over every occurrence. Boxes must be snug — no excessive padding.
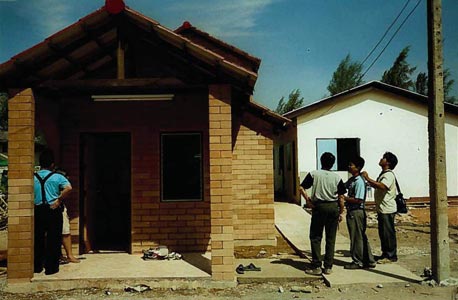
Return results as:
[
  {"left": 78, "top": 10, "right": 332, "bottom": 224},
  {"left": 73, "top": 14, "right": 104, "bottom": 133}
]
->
[{"left": 0, "top": 0, "right": 457, "bottom": 109}]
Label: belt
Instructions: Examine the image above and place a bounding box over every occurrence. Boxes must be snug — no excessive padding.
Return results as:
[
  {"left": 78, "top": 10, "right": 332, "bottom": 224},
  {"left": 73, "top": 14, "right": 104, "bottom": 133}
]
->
[{"left": 314, "top": 200, "right": 338, "bottom": 205}]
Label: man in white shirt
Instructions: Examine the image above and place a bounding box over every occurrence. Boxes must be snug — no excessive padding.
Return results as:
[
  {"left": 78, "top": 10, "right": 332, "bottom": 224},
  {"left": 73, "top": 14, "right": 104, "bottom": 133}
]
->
[{"left": 362, "top": 152, "right": 398, "bottom": 263}]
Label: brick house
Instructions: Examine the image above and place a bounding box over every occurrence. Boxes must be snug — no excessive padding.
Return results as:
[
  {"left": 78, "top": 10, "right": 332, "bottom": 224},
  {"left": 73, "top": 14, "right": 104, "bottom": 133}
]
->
[{"left": 0, "top": 2, "right": 291, "bottom": 283}]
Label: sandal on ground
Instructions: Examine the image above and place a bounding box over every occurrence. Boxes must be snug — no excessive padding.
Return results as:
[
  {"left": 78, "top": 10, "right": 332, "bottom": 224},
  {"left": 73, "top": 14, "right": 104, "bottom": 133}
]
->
[
  {"left": 244, "top": 263, "right": 261, "bottom": 271},
  {"left": 67, "top": 257, "right": 80, "bottom": 263},
  {"left": 59, "top": 257, "right": 69, "bottom": 265},
  {"left": 236, "top": 264, "right": 245, "bottom": 274}
]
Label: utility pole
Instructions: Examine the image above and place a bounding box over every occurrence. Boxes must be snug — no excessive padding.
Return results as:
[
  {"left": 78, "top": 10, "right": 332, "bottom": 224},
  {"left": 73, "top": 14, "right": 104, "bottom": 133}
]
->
[{"left": 427, "top": 0, "right": 450, "bottom": 282}]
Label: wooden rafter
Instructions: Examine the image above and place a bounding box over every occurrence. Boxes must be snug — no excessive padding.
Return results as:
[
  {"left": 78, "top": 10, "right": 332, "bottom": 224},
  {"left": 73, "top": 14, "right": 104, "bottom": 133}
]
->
[
  {"left": 3, "top": 20, "right": 117, "bottom": 85},
  {"left": 47, "top": 42, "right": 90, "bottom": 75}
]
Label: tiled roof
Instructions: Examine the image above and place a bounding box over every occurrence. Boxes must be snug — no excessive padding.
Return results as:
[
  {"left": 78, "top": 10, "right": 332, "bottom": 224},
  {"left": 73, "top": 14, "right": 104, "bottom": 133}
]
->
[{"left": 0, "top": 5, "right": 258, "bottom": 92}]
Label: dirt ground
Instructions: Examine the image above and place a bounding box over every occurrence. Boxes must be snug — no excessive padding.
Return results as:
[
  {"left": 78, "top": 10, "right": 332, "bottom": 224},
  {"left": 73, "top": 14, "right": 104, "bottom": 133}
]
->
[{"left": 0, "top": 210, "right": 457, "bottom": 299}]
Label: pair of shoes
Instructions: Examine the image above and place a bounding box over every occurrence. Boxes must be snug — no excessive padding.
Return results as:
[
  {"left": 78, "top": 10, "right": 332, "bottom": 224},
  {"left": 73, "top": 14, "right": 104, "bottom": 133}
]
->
[
  {"left": 323, "top": 268, "right": 332, "bottom": 275},
  {"left": 305, "top": 267, "right": 323, "bottom": 276},
  {"left": 236, "top": 263, "right": 262, "bottom": 274},
  {"left": 344, "top": 262, "right": 363, "bottom": 270}
]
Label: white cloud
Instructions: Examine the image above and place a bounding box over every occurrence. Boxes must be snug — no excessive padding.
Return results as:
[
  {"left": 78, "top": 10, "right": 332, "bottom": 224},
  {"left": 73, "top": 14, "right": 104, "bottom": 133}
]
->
[
  {"left": 38, "top": 1, "right": 72, "bottom": 35},
  {"left": 18, "top": 0, "right": 73, "bottom": 37},
  {"left": 169, "top": 0, "right": 277, "bottom": 37}
]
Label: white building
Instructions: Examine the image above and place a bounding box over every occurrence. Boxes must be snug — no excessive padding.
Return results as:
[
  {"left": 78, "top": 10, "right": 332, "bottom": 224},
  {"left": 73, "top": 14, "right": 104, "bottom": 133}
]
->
[{"left": 284, "top": 81, "right": 458, "bottom": 200}]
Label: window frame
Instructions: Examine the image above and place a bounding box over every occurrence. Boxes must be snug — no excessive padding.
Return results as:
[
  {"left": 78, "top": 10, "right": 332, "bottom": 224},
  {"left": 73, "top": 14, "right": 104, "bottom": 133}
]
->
[{"left": 315, "top": 138, "right": 360, "bottom": 171}]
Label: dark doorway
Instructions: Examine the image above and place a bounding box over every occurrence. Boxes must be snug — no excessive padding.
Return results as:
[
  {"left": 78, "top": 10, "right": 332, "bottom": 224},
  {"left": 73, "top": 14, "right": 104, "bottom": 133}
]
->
[{"left": 80, "top": 133, "right": 131, "bottom": 253}]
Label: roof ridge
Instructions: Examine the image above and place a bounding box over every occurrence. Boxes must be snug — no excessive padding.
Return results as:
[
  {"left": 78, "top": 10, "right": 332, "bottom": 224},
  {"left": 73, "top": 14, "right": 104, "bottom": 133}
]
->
[{"left": 174, "top": 21, "right": 261, "bottom": 64}]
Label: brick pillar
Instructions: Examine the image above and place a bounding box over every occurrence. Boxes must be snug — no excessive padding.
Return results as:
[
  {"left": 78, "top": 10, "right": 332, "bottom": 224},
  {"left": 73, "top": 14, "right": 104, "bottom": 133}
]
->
[
  {"left": 208, "top": 85, "right": 234, "bottom": 281},
  {"left": 7, "top": 88, "right": 35, "bottom": 282}
]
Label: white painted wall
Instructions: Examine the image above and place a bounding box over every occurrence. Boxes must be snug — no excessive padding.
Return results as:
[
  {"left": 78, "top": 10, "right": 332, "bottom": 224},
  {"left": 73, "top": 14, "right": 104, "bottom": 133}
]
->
[{"left": 296, "top": 89, "right": 458, "bottom": 198}]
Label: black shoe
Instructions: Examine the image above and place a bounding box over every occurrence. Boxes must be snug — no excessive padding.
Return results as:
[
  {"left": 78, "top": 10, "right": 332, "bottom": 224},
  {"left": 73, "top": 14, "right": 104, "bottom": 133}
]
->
[
  {"left": 305, "top": 267, "right": 323, "bottom": 276},
  {"left": 236, "top": 264, "right": 245, "bottom": 274},
  {"left": 344, "top": 262, "right": 363, "bottom": 270},
  {"left": 374, "top": 255, "right": 387, "bottom": 261},
  {"left": 45, "top": 269, "right": 59, "bottom": 275},
  {"left": 389, "top": 257, "right": 398, "bottom": 262},
  {"left": 244, "top": 263, "right": 261, "bottom": 271},
  {"left": 363, "top": 263, "right": 377, "bottom": 269},
  {"left": 34, "top": 267, "right": 43, "bottom": 273}
]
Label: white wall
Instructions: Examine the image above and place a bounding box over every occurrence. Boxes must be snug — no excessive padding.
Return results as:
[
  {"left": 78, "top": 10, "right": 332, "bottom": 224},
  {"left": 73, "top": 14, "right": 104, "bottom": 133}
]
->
[{"left": 296, "top": 89, "right": 458, "bottom": 198}]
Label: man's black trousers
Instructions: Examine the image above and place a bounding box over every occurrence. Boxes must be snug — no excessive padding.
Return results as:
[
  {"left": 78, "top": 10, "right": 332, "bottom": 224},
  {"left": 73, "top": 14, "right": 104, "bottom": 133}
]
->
[{"left": 34, "top": 205, "right": 63, "bottom": 275}]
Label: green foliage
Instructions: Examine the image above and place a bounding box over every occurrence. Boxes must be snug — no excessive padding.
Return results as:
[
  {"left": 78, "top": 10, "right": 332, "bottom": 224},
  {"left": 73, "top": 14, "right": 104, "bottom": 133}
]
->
[
  {"left": 414, "top": 69, "right": 457, "bottom": 104},
  {"left": 327, "top": 54, "right": 364, "bottom": 96},
  {"left": 0, "top": 93, "right": 7, "bottom": 130},
  {"left": 415, "top": 72, "right": 428, "bottom": 95},
  {"left": 443, "top": 68, "right": 456, "bottom": 103},
  {"left": 275, "top": 89, "right": 304, "bottom": 115},
  {"left": 381, "top": 46, "right": 417, "bottom": 90}
]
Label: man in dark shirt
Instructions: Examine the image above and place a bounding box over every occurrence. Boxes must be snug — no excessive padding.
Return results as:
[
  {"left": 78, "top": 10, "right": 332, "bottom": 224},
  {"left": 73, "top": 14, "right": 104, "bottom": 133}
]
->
[
  {"left": 343, "top": 156, "right": 376, "bottom": 269},
  {"left": 300, "top": 152, "right": 346, "bottom": 275}
]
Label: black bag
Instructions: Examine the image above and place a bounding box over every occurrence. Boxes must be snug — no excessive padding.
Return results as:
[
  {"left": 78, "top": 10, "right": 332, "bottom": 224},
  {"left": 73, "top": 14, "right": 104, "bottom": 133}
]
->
[
  {"left": 395, "top": 192, "right": 408, "bottom": 214},
  {"left": 393, "top": 174, "right": 408, "bottom": 214}
]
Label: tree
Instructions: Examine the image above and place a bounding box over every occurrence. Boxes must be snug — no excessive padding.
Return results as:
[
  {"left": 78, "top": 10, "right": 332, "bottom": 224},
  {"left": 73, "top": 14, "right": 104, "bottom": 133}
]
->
[
  {"left": 0, "top": 93, "right": 7, "bottom": 130},
  {"left": 414, "top": 69, "right": 457, "bottom": 104},
  {"left": 381, "top": 46, "right": 416, "bottom": 90},
  {"left": 415, "top": 72, "right": 428, "bottom": 95},
  {"left": 443, "top": 68, "right": 456, "bottom": 103},
  {"left": 275, "top": 89, "right": 304, "bottom": 115},
  {"left": 327, "top": 54, "right": 364, "bottom": 95}
]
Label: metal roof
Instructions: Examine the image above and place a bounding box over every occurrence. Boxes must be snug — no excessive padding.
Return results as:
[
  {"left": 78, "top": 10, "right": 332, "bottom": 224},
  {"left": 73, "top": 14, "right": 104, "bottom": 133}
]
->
[{"left": 285, "top": 81, "right": 458, "bottom": 119}]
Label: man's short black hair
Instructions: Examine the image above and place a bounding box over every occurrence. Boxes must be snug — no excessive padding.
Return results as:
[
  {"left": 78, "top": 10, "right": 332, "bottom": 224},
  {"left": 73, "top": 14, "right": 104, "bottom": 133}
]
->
[
  {"left": 320, "top": 152, "right": 335, "bottom": 169},
  {"left": 39, "top": 149, "right": 55, "bottom": 168},
  {"left": 383, "top": 152, "right": 398, "bottom": 170},
  {"left": 350, "top": 156, "right": 365, "bottom": 171}
]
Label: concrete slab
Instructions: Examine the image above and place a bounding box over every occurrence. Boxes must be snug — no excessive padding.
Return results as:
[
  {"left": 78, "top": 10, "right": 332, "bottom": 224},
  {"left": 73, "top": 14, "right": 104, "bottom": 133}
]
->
[
  {"left": 6, "top": 252, "right": 239, "bottom": 292},
  {"left": 274, "top": 202, "right": 423, "bottom": 287},
  {"left": 33, "top": 252, "right": 211, "bottom": 281}
]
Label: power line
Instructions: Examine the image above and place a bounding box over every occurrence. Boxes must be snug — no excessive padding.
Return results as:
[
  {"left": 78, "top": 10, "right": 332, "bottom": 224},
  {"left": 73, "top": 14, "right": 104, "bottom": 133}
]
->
[
  {"left": 361, "top": 0, "right": 422, "bottom": 79},
  {"left": 360, "top": 0, "right": 412, "bottom": 66}
]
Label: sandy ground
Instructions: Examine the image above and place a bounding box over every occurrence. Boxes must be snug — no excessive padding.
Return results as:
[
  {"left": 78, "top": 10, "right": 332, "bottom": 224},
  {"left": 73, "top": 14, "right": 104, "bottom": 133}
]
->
[{"left": 0, "top": 212, "right": 457, "bottom": 299}]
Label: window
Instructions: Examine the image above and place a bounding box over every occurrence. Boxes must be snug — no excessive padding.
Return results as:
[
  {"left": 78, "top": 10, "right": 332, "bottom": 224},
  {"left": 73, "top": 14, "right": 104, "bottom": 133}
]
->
[
  {"left": 161, "top": 133, "right": 203, "bottom": 201},
  {"left": 316, "top": 138, "right": 360, "bottom": 171}
]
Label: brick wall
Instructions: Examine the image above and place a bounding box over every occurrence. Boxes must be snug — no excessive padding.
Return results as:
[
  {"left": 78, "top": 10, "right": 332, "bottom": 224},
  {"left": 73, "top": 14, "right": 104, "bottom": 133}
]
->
[
  {"left": 233, "top": 125, "right": 276, "bottom": 246},
  {"left": 208, "top": 85, "right": 234, "bottom": 281},
  {"left": 7, "top": 89, "right": 35, "bottom": 282}
]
